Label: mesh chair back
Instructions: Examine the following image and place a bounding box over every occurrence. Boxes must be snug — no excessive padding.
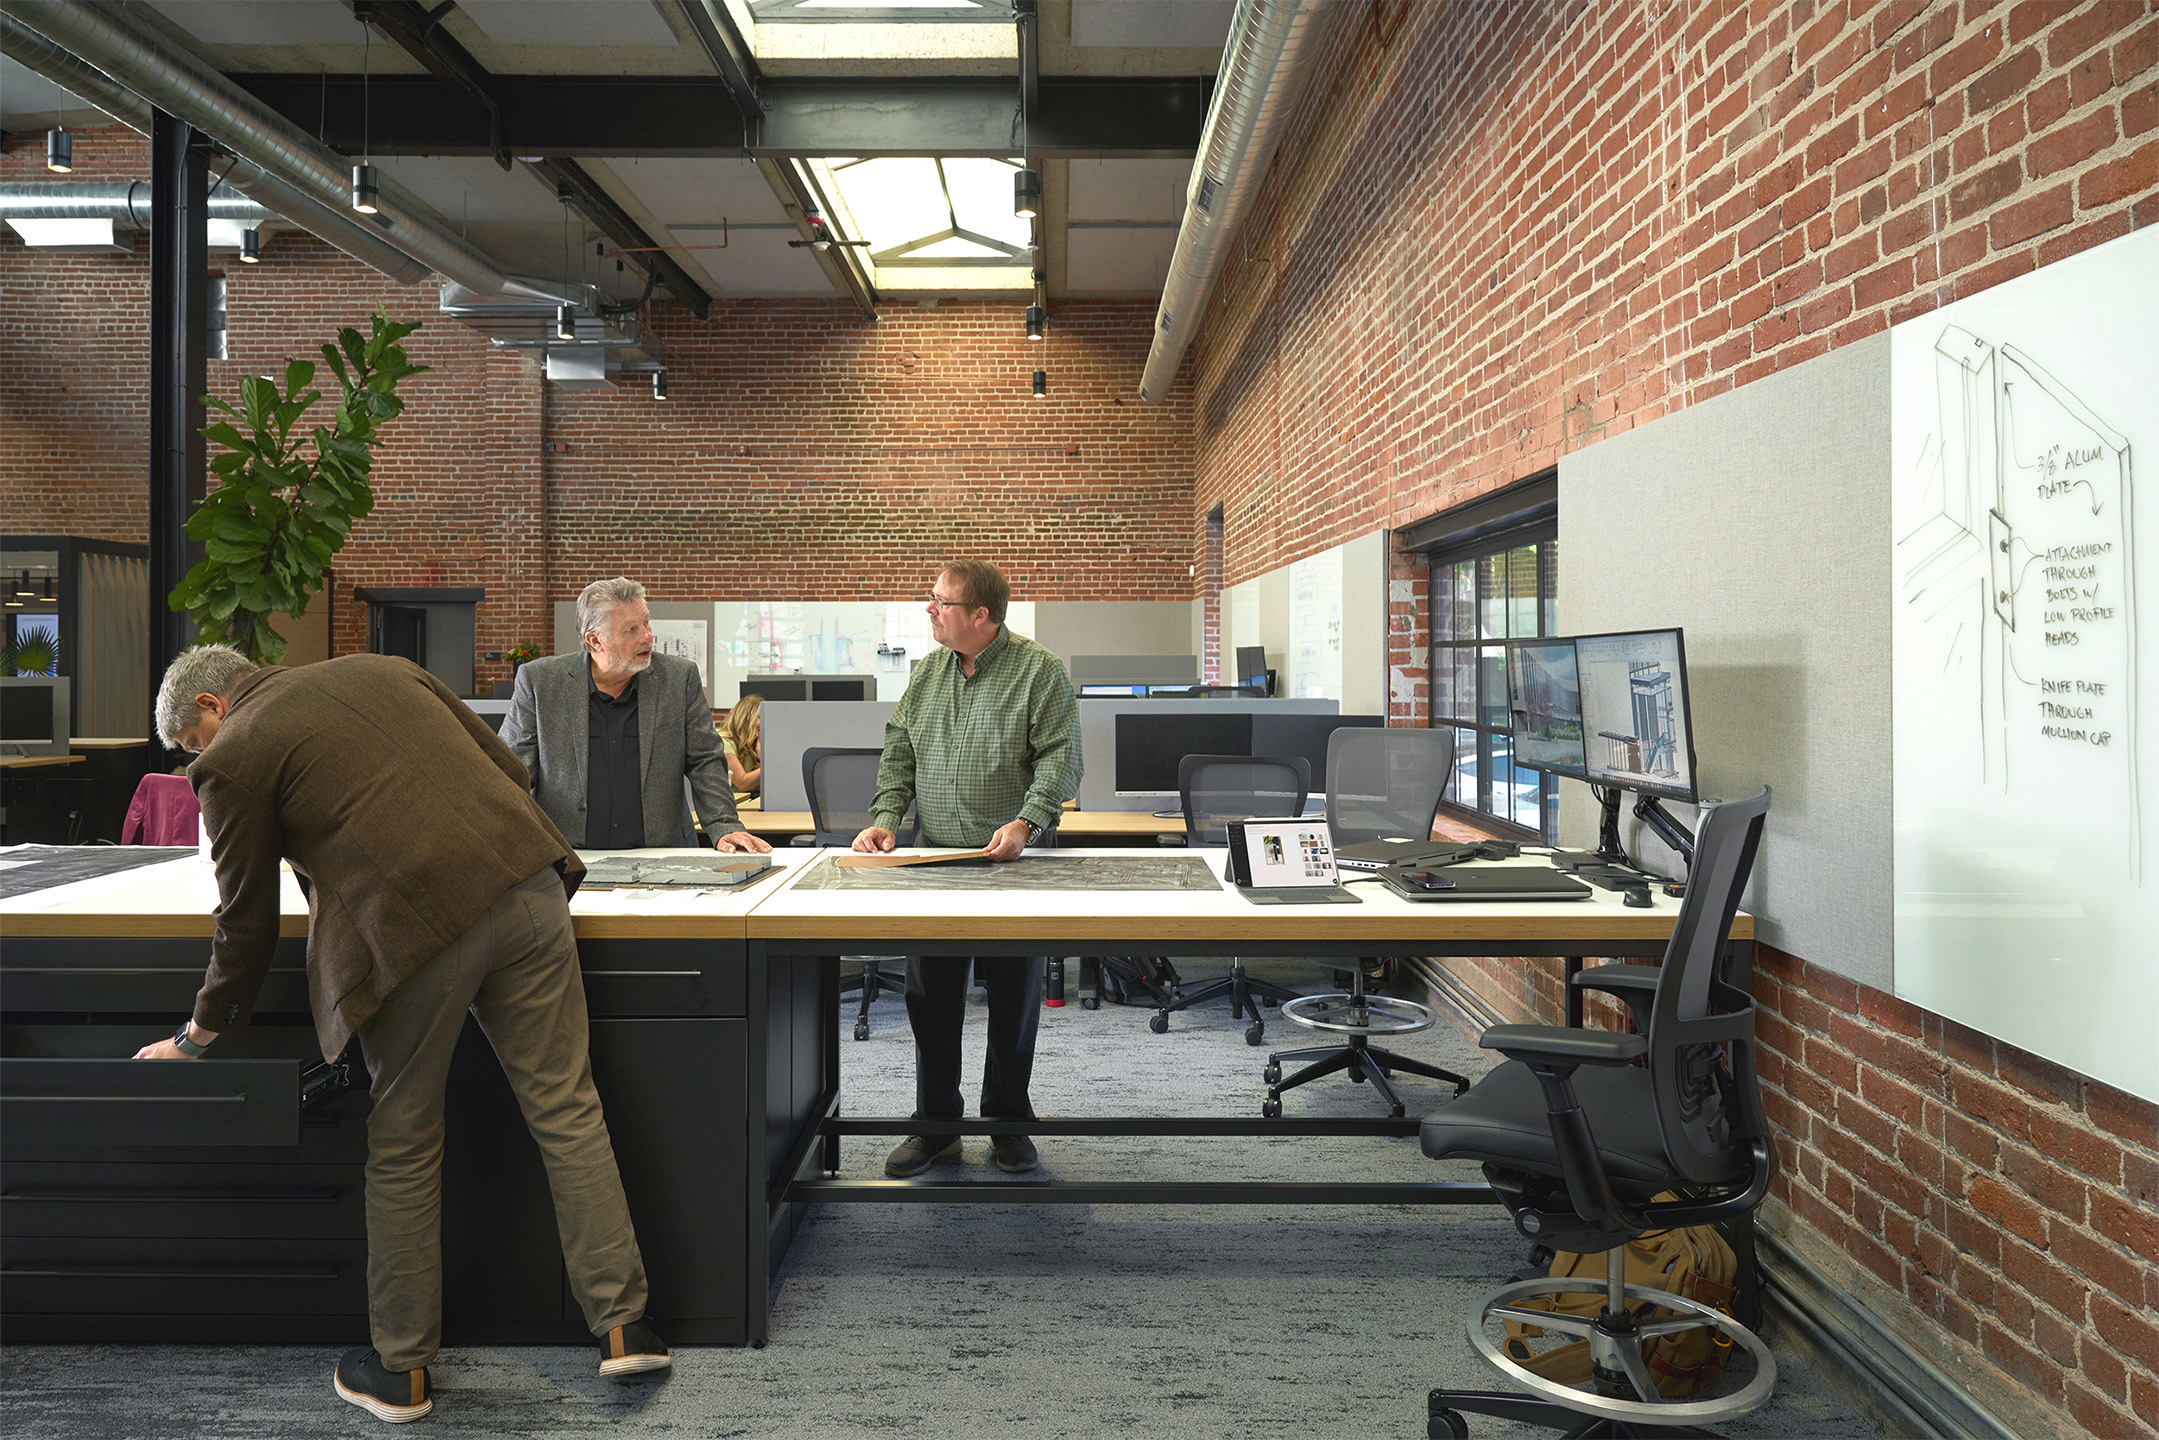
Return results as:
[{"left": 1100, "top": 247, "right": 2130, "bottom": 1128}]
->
[
  {"left": 1645, "top": 786, "right": 1772, "bottom": 1183},
  {"left": 802, "top": 747, "right": 911, "bottom": 846},
  {"left": 1324, "top": 726, "right": 1456, "bottom": 845},
  {"left": 1178, "top": 754, "right": 1311, "bottom": 846}
]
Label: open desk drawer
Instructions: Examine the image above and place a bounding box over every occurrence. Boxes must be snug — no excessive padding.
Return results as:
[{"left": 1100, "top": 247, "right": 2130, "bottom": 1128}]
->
[{"left": 0, "top": 1059, "right": 302, "bottom": 1148}]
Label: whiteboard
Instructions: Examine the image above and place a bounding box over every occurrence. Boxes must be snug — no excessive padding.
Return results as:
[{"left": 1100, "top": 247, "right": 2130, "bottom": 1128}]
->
[{"left": 1889, "top": 224, "right": 2156, "bottom": 1102}]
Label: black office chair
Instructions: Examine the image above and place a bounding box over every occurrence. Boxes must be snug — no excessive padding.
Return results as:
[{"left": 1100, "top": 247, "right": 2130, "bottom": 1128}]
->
[
  {"left": 1421, "top": 787, "right": 1775, "bottom": 1439},
  {"left": 1266, "top": 727, "right": 1468, "bottom": 1117},
  {"left": 802, "top": 747, "right": 911, "bottom": 1042},
  {"left": 1148, "top": 753, "right": 1311, "bottom": 1046}
]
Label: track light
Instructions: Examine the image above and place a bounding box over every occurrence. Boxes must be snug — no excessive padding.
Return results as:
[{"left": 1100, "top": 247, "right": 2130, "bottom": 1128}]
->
[
  {"left": 1031, "top": 370, "right": 1046, "bottom": 398},
  {"left": 554, "top": 303, "right": 577, "bottom": 342},
  {"left": 1013, "top": 168, "right": 1041, "bottom": 219},
  {"left": 1026, "top": 304, "right": 1044, "bottom": 341},
  {"left": 653, "top": 371, "right": 669, "bottom": 400},
  {"left": 240, "top": 228, "right": 261, "bottom": 263},
  {"left": 351, "top": 163, "right": 380, "bottom": 214},
  {"left": 45, "top": 126, "right": 72, "bottom": 174}
]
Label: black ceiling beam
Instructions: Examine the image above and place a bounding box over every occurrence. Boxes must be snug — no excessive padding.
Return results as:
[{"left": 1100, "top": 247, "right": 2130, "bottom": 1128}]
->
[
  {"left": 672, "top": 0, "right": 763, "bottom": 119},
  {"left": 529, "top": 157, "right": 712, "bottom": 319},
  {"left": 343, "top": 6, "right": 713, "bottom": 317},
  {"left": 227, "top": 74, "right": 1209, "bottom": 158}
]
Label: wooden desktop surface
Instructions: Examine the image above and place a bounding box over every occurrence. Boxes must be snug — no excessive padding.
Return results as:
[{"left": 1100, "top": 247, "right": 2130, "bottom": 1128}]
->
[
  {"left": 0, "top": 755, "right": 84, "bottom": 770},
  {"left": 2, "top": 847, "right": 1750, "bottom": 953}
]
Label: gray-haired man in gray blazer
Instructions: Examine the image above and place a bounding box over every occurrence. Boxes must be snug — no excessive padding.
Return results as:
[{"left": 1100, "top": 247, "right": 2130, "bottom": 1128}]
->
[{"left": 501, "top": 577, "right": 771, "bottom": 853}]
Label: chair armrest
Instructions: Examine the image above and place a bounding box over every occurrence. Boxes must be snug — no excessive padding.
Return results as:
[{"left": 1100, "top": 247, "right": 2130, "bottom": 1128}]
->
[
  {"left": 1570, "top": 964, "right": 1659, "bottom": 1030},
  {"left": 1479, "top": 1024, "right": 1647, "bottom": 1067}
]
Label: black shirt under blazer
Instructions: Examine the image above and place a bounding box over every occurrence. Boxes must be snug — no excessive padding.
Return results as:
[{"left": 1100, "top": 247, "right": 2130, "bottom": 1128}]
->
[{"left": 500, "top": 650, "right": 743, "bottom": 847}]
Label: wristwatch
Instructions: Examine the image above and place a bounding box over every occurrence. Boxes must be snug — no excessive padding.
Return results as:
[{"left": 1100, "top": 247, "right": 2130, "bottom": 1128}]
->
[
  {"left": 1023, "top": 821, "right": 1043, "bottom": 848},
  {"left": 171, "top": 1021, "right": 210, "bottom": 1058}
]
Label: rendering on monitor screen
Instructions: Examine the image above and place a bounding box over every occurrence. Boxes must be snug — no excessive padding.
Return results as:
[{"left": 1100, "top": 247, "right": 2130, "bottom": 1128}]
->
[
  {"left": 1507, "top": 641, "right": 1587, "bottom": 776},
  {"left": 1574, "top": 629, "right": 1697, "bottom": 802}
]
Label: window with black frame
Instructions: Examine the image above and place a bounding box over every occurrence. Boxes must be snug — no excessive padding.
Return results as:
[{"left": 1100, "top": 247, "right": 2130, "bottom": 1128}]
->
[{"left": 1402, "top": 472, "right": 1559, "bottom": 842}]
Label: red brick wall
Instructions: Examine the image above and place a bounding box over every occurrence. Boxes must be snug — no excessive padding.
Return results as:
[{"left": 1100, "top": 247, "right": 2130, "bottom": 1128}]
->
[
  {"left": 3, "top": 130, "right": 1194, "bottom": 688},
  {"left": 1184, "top": 0, "right": 2158, "bottom": 1430}
]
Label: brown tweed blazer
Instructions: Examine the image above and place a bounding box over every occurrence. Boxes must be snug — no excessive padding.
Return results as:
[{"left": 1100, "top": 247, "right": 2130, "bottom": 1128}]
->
[{"left": 188, "top": 654, "right": 583, "bottom": 1061}]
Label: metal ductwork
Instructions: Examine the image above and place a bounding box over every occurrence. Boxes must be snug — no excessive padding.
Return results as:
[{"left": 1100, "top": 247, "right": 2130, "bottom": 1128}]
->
[
  {"left": 438, "top": 280, "right": 662, "bottom": 391},
  {"left": 1138, "top": 0, "right": 1334, "bottom": 403},
  {"left": 0, "top": 180, "right": 269, "bottom": 223},
  {"left": 0, "top": 0, "right": 509, "bottom": 295},
  {"left": 0, "top": 12, "right": 432, "bottom": 285}
]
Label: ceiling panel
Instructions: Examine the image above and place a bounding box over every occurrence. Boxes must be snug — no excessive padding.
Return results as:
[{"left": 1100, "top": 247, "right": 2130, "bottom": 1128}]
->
[
  {"left": 1066, "top": 158, "right": 1191, "bottom": 222},
  {"left": 457, "top": 0, "right": 679, "bottom": 47},
  {"left": 147, "top": 0, "right": 363, "bottom": 44},
  {"left": 1064, "top": 222, "right": 1176, "bottom": 292},
  {"left": 607, "top": 158, "right": 793, "bottom": 227},
  {"left": 368, "top": 156, "right": 568, "bottom": 223},
  {"left": 0, "top": 57, "right": 107, "bottom": 125},
  {"left": 683, "top": 224, "right": 838, "bottom": 295},
  {"left": 1069, "top": 0, "right": 1234, "bottom": 49}
]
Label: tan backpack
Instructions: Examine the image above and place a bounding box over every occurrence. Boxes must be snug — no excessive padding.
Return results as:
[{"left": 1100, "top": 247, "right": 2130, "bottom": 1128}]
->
[{"left": 1500, "top": 1202, "right": 1741, "bottom": 1398}]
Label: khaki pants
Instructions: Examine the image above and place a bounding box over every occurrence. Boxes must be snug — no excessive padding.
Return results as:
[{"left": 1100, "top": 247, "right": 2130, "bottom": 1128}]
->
[{"left": 357, "top": 865, "right": 648, "bottom": 1370}]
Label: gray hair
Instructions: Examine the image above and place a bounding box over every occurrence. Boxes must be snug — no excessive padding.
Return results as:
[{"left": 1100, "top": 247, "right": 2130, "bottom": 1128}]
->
[
  {"left": 155, "top": 644, "right": 259, "bottom": 748},
  {"left": 577, "top": 577, "right": 647, "bottom": 639}
]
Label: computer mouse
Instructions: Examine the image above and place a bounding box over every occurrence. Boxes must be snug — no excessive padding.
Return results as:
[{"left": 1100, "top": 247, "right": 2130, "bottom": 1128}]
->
[{"left": 1622, "top": 887, "right": 1654, "bottom": 907}]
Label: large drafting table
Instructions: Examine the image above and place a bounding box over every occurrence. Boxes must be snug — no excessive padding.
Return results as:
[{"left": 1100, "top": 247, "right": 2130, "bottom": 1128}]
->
[{"left": 1, "top": 846, "right": 1751, "bottom": 1347}]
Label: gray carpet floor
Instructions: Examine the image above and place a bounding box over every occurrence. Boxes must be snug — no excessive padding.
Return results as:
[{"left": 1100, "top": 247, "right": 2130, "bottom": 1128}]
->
[{"left": 0, "top": 960, "right": 1884, "bottom": 1439}]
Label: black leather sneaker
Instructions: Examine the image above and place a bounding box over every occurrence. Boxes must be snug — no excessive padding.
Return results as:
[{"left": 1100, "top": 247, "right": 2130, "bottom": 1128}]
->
[
  {"left": 990, "top": 1133, "right": 1040, "bottom": 1173},
  {"left": 597, "top": 1319, "right": 673, "bottom": 1378},
  {"left": 334, "top": 1347, "right": 432, "bottom": 1424},
  {"left": 884, "top": 1134, "right": 963, "bottom": 1177}
]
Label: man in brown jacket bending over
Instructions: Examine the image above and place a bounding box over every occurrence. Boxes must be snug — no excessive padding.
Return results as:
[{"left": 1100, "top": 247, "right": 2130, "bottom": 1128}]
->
[{"left": 136, "top": 645, "right": 668, "bottom": 1424}]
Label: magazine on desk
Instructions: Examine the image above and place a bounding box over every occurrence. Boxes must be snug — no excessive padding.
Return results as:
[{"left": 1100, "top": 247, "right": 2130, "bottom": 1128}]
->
[{"left": 578, "top": 855, "right": 777, "bottom": 890}]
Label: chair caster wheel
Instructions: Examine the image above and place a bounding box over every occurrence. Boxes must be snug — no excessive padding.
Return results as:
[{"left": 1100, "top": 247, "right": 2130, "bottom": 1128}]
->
[
  {"left": 1390, "top": 1103, "right": 1406, "bottom": 1118},
  {"left": 1148, "top": 1012, "right": 1169, "bottom": 1034},
  {"left": 1081, "top": 997, "right": 1099, "bottom": 1010},
  {"left": 1263, "top": 1062, "right": 1281, "bottom": 1085},
  {"left": 1244, "top": 1023, "right": 1265, "bottom": 1046},
  {"left": 1427, "top": 1405, "right": 1468, "bottom": 1439},
  {"left": 1350, "top": 1069, "right": 1366, "bottom": 1083},
  {"left": 853, "top": 1021, "right": 869, "bottom": 1041},
  {"left": 1263, "top": 995, "right": 1279, "bottom": 1007},
  {"left": 1261, "top": 1097, "right": 1282, "bottom": 1119}
]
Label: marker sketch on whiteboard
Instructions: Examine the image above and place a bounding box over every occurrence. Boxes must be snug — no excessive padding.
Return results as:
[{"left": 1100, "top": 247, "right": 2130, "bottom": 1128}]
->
[{"left": 1895, "top": 323, "right": 2138, "bottom": 878}]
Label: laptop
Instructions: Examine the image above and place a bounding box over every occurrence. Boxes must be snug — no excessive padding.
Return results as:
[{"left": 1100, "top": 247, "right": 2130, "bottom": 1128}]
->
[
  {"left": 1380, "top": 862, "right": 1593, "bottom": 903},
  {"left": 1223, "top": 817, "right": 1362, "bottom": 905}
]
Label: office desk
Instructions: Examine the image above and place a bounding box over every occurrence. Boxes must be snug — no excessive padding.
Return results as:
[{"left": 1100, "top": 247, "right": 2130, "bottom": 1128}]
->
[
  {"left": 745, "top": 851, "right": 1754, "bottom": 1274},
  {"left": 0, "top": 848, "right": 828, "bottom": 1348},
  {"left": 0, "top": 755, "right": 83, "bottom": 770}
]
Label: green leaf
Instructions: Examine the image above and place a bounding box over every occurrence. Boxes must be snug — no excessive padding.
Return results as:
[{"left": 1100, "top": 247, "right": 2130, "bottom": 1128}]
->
[
  {"left": 284, "top": 359, "right": 316, "bottom": 396},
  {"left": 240, "top": 374, "right": 275, "bottom": 434}
]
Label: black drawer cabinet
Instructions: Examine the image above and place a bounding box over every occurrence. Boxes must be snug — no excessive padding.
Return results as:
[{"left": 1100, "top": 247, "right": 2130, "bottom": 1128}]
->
[
  {"left": 1, "top": 1162, "right": 366, "bottom": 1240},
  {"left": 0, "top": 1058, "right": 302, "bottom": 1148},
  {"left": 578, "top": 938, "right": 746, "bottom": 1017},
  {"left": 2, "top": 1235, "right": 367, "bottom": 1319}
]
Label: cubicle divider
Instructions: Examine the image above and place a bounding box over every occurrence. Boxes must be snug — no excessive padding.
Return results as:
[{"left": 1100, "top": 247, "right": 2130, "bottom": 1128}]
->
[{"left": 759, "top": 701, "right": 897, "bottom": 812}]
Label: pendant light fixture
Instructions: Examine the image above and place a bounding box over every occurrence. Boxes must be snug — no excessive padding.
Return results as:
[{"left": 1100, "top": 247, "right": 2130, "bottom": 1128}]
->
[
  {"left": 554, "top": 182, "right": 576, "bottom": 341},
  {"left": 1031, "top": 370, "right": 1046, "bottom": 399},
  {"left": 240, "top": 228, "right": 261, "bottom": 263},
  {"left": 652, "top": 371, "right": 669, "bottom": 400},
  {"left": 351, "top": 18, "right": 378, "bottom": 213},
  {"left": 45, "top": 126, "right": 71, "bottom": 174},
  {"left": 1013, "top": 167, "right": 1040, "bottom": 219},
  {"left": 1025, "top": 304, "right": 1044, "bottom": 341}
]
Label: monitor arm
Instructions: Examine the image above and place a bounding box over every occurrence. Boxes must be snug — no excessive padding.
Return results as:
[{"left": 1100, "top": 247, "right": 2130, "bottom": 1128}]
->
[{"left": 1589, "top": 785, "right": 1697, "bottom": 872}]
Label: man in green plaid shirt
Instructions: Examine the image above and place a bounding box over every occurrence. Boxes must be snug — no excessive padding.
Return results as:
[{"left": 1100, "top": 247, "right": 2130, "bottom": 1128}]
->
[{"left": 853, "top": 558, "right": 1081, "bottom": 1177}]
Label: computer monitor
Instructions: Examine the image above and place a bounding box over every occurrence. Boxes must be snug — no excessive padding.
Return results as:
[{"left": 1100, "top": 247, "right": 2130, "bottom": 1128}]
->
[
  {"left": 740, "top": 677, "right": 808, "bottom": 703},
  {"left": 1235, "top": 646, "right": 1267, "bottom": 683},
  {"left": 1574, "top": 629, "right": 1697, "bottom": 803},
  {"left": 810, "top": 677, "right": 869, "bottom": 702},
  {"left": 1079, "top": 684, "right": 1150, "bottom": 698},
  {"left": 1506, "top": 640, "right": 1588, "bottom": 778},
  {"left": 1114, "top": 711, "right": 1253, "bottom": 797},
  {"left": 1251, "top": 713, "right": 1383, "bottom": 797},
  {"left": 0, "top": 677, "right": 71, "bottom": 756}
]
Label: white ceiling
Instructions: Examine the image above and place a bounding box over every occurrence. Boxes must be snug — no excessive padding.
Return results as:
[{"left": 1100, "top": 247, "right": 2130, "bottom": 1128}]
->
[
  {"left": 1069, "top": 0, "right": 1235, "bottom": 49},
  {"left": 1067, "top": 157, "right": 1191, "bottom": 221},
  {"left": 368, "top": 155, "right": 569, "bottom": 223},
  {"left": 608, "top": 157, "right": 795, "bottom": 227},
  {"left": 147, "top": 1, "right": 368, "bottom": 46},
  {"left": 457, "top": 0, "right": 681, "bottom": 48},
  {"left": 1065, "top": 222, "right": 1177, "bottom": 292}
]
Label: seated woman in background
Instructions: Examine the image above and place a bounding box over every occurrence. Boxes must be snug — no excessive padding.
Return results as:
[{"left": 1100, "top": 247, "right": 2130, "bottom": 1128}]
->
[{"left": 723, "top": 692, "right": 762, "bottom": 796}]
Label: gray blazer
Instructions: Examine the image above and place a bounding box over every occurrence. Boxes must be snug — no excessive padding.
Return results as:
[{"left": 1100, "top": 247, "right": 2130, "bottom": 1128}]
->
[{"left": 499, "top": 650, "right": 744, "bottom": 847}]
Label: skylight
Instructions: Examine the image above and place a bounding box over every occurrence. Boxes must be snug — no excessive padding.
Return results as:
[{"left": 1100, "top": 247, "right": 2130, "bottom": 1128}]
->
[{"left": 821, "top": 156, "right": 1033, "bottom": 285}]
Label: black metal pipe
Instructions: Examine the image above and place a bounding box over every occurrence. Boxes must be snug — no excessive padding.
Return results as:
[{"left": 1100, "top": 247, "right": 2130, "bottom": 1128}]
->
[{"left": 147, "top": 108, "right": 207, "bottom": 745}]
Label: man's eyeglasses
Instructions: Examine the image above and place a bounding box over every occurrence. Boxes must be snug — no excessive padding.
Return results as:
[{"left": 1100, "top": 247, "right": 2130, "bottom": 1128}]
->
[{"left": 924, "top": 595, "right": 969, "bottom": 609}]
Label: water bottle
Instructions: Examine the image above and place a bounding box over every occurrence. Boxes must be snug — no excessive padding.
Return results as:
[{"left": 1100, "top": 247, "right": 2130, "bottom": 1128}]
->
[{"left": 1044, "top": 956, "right": 1065, "bottom": 1008}]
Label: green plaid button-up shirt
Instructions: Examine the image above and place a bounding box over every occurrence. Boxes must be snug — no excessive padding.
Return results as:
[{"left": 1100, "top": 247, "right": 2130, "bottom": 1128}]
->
[{"left": 871, "top": 626, "right": 1082, "bottom": 848}]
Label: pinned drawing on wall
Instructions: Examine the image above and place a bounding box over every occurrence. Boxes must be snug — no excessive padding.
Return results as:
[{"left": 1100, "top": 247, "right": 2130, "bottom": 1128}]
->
[
  {"left": 650, "top": 619, "right": 710, "bottom": 692},
  {"left": 1889, "top": 222, "right": 2155, "bottom": 1105}
]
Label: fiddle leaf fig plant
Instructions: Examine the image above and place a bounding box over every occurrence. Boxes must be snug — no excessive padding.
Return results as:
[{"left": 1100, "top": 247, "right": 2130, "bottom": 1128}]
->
[{"left": 169, "top": 309, "right": 429, "bottom": 664}]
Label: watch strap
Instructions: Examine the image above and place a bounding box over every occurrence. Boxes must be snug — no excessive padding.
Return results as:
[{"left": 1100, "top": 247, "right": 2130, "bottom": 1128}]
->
[{"left": 172, "top": 1022, "right": 210, "bottom": 1058}]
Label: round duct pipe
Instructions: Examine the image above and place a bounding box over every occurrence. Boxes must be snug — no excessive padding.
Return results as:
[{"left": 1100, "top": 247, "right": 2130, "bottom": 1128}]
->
[{"left": 0, "top": 0, "right": 507, "bottom": 295}]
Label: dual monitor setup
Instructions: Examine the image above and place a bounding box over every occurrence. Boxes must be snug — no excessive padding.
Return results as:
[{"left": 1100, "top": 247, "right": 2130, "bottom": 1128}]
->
[
  {"left": 1079, "top": 645, "right": 1274, "bottom": 699},
  {"left": 1112, "top": 711, "right": 1381, "bottom": 803},
  {"left": 1506, "top": 627, "right": 1701, "bottom": 871},
  {"left": 738, "top": 674, "right": 871, "bottom": 703},
  {"left": 0, "top": 677, "right": 71, "bottom": 757}
]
